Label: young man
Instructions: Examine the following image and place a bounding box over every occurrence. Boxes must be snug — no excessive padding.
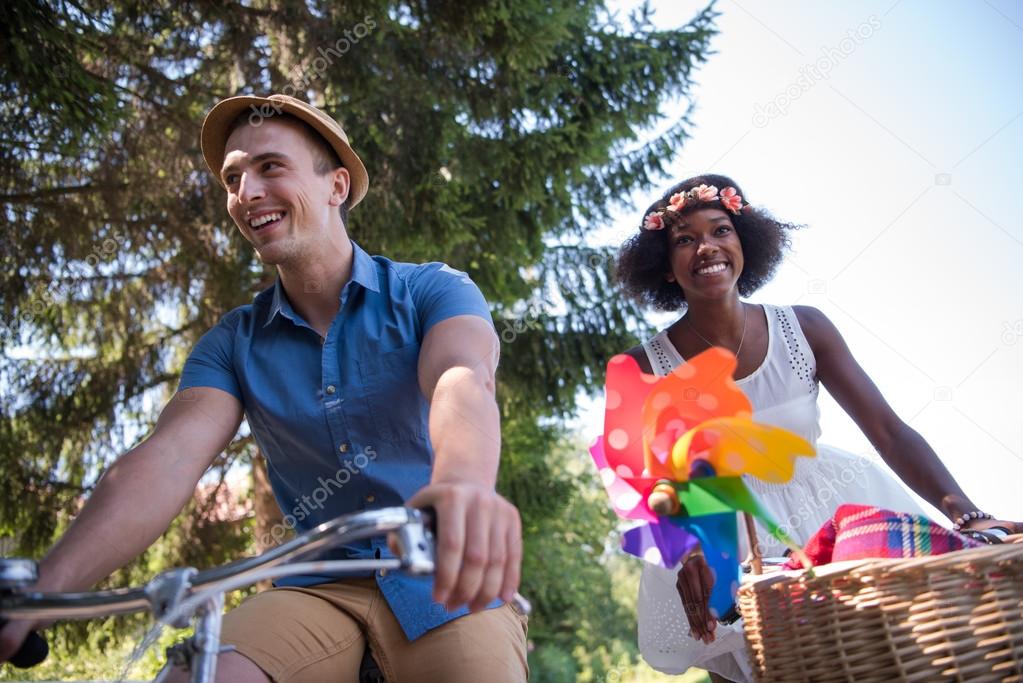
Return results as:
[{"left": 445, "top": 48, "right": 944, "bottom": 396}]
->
[{"left": 0, "top": 94, "right": 527, "bottom": 682}]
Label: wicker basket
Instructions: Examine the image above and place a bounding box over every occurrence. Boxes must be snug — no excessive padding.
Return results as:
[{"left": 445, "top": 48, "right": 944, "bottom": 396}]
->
[{"left": 737, "top": 542, "right": 1023, "bottom": 682}]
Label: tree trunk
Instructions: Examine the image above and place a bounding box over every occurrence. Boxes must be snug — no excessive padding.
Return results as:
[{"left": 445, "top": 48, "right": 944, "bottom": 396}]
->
[{"left": 252, "top": 451, "right": 284, "bottom": 552}]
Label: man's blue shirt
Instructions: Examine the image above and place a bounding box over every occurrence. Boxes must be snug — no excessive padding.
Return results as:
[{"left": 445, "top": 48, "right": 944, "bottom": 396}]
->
[{"left": 178, "top": 241, "right": 495, "bottom": 640}]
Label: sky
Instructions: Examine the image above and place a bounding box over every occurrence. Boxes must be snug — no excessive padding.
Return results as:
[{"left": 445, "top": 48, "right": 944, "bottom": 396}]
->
[{"left": 578, "top": 0, "right": 1023, "bottom": 523}]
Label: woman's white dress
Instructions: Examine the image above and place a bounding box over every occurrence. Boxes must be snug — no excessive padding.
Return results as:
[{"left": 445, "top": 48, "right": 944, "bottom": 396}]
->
[{"left": 637, "top": 304, "right": 927, "bottom": 682}]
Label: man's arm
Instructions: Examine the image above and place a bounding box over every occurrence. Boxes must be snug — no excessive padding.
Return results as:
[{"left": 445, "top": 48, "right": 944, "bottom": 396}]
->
[
  {"left": 0, "top": 387, "right": 242, "bottom": 661},
  {"left": 407, "top": 314, "right": 521, "bottom": 613}
]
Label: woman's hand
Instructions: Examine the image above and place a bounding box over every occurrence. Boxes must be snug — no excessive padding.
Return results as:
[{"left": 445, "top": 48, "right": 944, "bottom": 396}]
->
[
  {"left": 675, "top": 549, "right": 717, "bottom": 644},
  {"left": 963, "top": 517, "right": 1022, "bottom": 535}
]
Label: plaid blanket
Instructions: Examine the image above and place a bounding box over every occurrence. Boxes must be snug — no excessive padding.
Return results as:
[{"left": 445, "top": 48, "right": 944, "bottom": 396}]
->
[{"left": 783, "top": 503, "right": 984, "bottom": 569}]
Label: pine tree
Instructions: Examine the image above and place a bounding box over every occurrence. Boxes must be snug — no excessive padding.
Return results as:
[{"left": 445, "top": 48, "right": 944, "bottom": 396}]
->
[{"left": 1, "top": 0, "right": 716, "bottom": 677}]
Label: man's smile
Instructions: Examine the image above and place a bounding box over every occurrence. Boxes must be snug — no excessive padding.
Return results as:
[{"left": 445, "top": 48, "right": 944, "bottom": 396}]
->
[{"left": 247, "top": 210, "right": 287, "bottom": 232}]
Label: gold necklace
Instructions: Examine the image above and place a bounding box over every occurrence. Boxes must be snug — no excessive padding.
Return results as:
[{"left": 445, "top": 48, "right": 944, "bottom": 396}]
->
[{"left": 685, "top": 303, "right": 748, "bottom": 357}]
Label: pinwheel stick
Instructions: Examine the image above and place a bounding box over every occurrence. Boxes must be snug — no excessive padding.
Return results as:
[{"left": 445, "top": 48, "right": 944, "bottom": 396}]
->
[{"left": 743, "top": 512, "right": 763, "bottom": 575}]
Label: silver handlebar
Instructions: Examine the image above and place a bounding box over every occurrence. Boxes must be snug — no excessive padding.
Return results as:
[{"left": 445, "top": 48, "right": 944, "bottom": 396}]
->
[
  {"left": 2, "top": 505, "right": 530, "bottom": 683},
  {"left": 0, "top": 506, "right": 434, "bottom": 621}
]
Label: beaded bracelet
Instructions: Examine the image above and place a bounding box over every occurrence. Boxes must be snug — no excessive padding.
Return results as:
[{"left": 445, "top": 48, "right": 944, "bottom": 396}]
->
[{"left": 952, "top": 510, "right": 993, "bottom": 531}]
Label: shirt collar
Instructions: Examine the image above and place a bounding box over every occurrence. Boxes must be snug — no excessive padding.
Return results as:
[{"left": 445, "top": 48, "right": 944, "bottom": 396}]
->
[
  {"left": 264, "top": 240, "right": 380, "bottom": 327},
  {"left": 349, "top": 240, "right": 381, "bottom": 294}
]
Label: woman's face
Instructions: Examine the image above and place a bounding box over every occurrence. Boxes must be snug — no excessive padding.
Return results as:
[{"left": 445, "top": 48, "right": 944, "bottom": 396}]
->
[{"left": 665, "top": 207, "right": 744, "bottom": 302}]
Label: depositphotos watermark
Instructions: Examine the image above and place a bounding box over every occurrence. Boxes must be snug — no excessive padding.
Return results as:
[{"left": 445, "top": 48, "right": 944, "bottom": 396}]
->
[
  {"left": 2, "top": 226, "right": 130, "bottom": 339},
  {"left": 752, "top": 15, "right": 882, "bottom": 128},
  {"left": 498, "top": 303, "right": 545, "bottom": 344},
  {"left": 775, "top": 451, "right": 876, "bottom": 539},
  {"left": 261, "top": 445, "right": 378, "bottom": 545},
  {"left": 247, "top": 15, "right": 378, "bottom": 127},
  {"left": 1002, "top": 320, "right": 1023, "bottom": 345}
]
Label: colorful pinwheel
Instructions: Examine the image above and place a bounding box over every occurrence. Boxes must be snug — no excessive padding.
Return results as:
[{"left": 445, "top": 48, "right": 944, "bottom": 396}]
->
[{"left": 590, "top": 348, "right": 815, "bottom": 615}]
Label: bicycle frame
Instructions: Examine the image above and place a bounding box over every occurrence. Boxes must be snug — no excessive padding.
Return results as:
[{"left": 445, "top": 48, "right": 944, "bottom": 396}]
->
[{"left": 1, "top": 506, "right": 435, "bottom": 683}]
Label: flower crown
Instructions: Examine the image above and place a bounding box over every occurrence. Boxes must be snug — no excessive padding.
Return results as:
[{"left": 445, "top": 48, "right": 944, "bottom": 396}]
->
[{"left": 643, "top": 184, "right": 745, "bottom": 231}]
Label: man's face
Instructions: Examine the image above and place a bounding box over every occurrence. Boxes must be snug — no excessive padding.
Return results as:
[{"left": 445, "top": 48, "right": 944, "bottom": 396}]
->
[{"left": 220, "top": 118, "right": 349, "bottom": 266}]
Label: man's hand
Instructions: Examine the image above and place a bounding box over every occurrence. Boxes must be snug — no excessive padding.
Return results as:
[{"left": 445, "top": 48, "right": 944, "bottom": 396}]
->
[
  {"left": 0, "top": 618, "right": 42, "bottom": 665},
  {"left": 407, "top": 482, "right": 522, "bottom": 613},
  {"left": 675, "top": 550, "right": 717, "bottom": 644}
]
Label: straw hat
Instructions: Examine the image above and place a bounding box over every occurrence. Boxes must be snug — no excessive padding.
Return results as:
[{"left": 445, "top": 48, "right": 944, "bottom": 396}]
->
[{"left": 200, "top": 94, "right": 369, "bottom": 207}]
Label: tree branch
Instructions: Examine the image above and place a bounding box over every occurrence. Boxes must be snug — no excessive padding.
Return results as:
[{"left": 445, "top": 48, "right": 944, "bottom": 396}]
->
[{"left": 0, "top": 182, "right": 129, "bottom": 203}]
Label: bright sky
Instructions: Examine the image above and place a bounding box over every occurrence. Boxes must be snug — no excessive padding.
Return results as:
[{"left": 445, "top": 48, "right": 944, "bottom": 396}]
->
[{"left": 578, "top": 0, "right": 1023, "bottom": 523}]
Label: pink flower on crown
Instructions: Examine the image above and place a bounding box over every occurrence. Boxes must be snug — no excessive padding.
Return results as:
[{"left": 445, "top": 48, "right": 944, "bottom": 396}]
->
[
  {"left": 719, "top": 186, "right": 743, "bottom": 214},
  {"left": 644, "top": 212, "right": 665, "bottom": 230},
  {"left": 694, "top": 184, "right": 719, "bottom": 201},
  {"left": 667, "top": 192, "right": 686, "bottom": 212}
]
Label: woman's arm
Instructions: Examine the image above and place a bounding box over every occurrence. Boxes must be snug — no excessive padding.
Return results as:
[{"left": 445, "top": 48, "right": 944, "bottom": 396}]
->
[{"left": 792, "top": 305, "right": 1004, "bottom": 527}]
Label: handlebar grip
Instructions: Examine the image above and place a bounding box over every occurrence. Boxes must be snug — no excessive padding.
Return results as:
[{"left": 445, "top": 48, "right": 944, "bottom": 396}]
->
[
  {"left": 0, "top": 619, "right": 49, "bottom": 669},
  {"left": 10, "top": 630, "right": 49, "bottom": 668}
]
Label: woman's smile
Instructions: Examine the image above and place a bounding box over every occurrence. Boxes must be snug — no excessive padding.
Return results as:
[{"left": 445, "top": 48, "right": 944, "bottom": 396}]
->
[{"left": 693, "top": 261, "right": 730, "bottom": 277}]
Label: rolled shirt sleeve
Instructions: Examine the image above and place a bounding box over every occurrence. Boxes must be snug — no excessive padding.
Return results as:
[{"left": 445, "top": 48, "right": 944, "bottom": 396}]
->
[
  {"left": 408, "top": 263, "right": 493, "bottom": 335},
  {"left": 178, "top": 310, "right": 243, "bottom": 401}
]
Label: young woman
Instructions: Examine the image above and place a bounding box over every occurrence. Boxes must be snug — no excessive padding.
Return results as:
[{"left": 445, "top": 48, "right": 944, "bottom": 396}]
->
[{"left": 615, "top": 174, "right": 1020, "bottom": 682}]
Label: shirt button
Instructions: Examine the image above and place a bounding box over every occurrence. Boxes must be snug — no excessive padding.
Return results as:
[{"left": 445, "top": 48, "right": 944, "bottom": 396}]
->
[
  {"left": 325, "top": 385, "right": 336, "bottom": 394},
  {"left": 339, "top": 443, "right": 349, "bottom": 453},
  {"left": 366, "top": 494, "right": 375, "bottom": 503}
]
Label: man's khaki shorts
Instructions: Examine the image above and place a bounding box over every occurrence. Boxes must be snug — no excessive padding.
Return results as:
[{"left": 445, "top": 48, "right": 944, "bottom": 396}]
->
[{"left": 219, "top": 578, "right": 529, "bottom": 682}]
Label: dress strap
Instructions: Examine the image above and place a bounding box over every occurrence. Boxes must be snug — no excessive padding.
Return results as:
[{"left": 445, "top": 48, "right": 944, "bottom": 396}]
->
[
  {"left": 642, "top": 330, "right": 682, "bottom": 377},
  {"left": 768, "top": 305, "right": 818, "bottom": 395}
]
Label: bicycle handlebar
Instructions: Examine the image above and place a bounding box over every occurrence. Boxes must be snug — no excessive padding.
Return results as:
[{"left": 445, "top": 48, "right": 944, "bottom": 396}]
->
[
  {"left": 1, "top": 506, "right": 434, "bottom": 669},
  {"left": 1, "top": 506, "right": 430, "bottom": 622}
]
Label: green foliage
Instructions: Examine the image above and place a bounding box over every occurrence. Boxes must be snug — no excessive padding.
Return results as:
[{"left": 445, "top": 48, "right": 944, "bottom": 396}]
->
[
  {"left": 0, "top": 616, "right": 181, "bottom": 681},
  {"left": 519, "top": 437, "right": 634, "bottom": 667},
  {"left": 1, "top": 0, "right": 717, "bottom": 679}
]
